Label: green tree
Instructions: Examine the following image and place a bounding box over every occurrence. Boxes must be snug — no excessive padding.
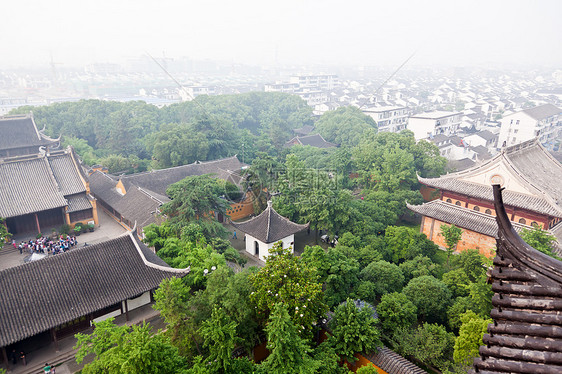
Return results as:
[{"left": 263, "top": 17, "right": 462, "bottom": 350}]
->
[
  {"left": 384, "top": 226, "right": 438, "bottom": 263},
  {"left": 392, "top": 323, "right": 455, "bottom": 371},
  {"left": 520, "top": 226, "right": 559, "bottom": 259},
  {"left": 440, "top": 224, "right": 463, "bottom": 267},
  {"left": 260, "top": 303, "right": 320, "bottom": 374},
  {"left": 450, "top": 249, "right": 488, "bottom": 282},
  {"left": 453, "top": 311, "right": 491, "bottom": 366},
  {"left": 0, "top": 217, "right": 11, "bottom": 244},
  {"left": 403, "top": 275, "right": 452, "bottom": 324},
  {"left": 442, "top": 268, "right": 471, "bottom": 298},
  {"left": 359, "top": 260, "right": 405, "bottom": 301},
  {"left": 399, "top": 255, "right": 442, "bottom": 282},
  {"left": 328, "top": 299, "right": 382, "bottom": 362},
  {"left": 153, "top": 277, "right": 200, "bottom": 358},
  {"left": 356, "top": 364, "right": 380, "bottom": 374},
  {"left": 250, "top": 243, "right": 327, "bottom": 335},
  {"left": 161, "top": 175, "right": 230, "bottom": 239},
  {"left": 199, "top": 307, "right": 239, "bottom": 373},
  {"left": 315, "top": 106, "right": 377, "bottom": 147},
  {"left": 447, "top": 297, "right": 477, "bottom": 331},
  {"left": 242, "top": 152, "right": 283, "bottom": 213},
  {"left": 74, "top": 319, "right": 186, "bottom": 374},
  {"left": 376, "top": 292, "right": 417, "bottom": 336},
  {"left": 301, "top": 246, "right": 361, "bottom": 308}
]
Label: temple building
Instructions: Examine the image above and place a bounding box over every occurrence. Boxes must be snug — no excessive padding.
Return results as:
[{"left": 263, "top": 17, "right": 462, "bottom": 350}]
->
[
  {"left": 285, "top": 134, "right": 337, "bottom": 148},
  {"left": 408, "top": 139, "right": 562, "bottom": 257},
  {"left": 89, "top": 156, "right": 253, "bottom": 235},
  {"left": 0, "top": 147, "right": 98, "bottom": 235},
  {"left": 0, "top": 232, "right": 189, "bottom": 369},
  {"left": 0, "top": 113, "right": 60, "bottom": 157},
  {"left": 470, "top": 185, "right": 562, "bottom": 374},
  {"left": 232, "top": 200, "right": 309, "bottom": 262}
]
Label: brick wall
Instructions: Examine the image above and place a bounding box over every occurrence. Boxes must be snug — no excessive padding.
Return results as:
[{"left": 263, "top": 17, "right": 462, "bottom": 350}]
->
[{"left": 421, "top": 216, "right": 497, "bottom": 258}]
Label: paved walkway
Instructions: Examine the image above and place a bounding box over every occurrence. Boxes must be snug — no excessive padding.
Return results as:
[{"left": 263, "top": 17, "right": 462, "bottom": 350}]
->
[
  {"left": 0, "top": 210, "right": 127, "bottom": 271},
  {"left": 1, "top": 303, "right": 163, "bottom": 374}
]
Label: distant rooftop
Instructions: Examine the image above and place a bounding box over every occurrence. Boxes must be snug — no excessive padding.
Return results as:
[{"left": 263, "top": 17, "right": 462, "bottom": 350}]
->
[{"left": 411, "top": 111, "right": 461, "bottom": 119}]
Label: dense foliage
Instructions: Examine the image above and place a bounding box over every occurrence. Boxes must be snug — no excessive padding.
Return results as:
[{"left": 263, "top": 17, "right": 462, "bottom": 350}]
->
[{"left": 34, "top": 93, "right": 497, "bottom": 372}]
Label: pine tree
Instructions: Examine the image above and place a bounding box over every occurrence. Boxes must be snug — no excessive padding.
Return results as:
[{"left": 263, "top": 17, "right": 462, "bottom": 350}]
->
[{"left": 260, "top": 303, "right": 320, "bottom": 374}]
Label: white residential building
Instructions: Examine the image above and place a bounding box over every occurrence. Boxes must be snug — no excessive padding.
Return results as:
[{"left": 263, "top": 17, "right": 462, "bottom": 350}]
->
[
  {"left": 407, "top": 111, "right": 462, "bottom": 140},
  {"left": 264, "top": 82, "right": 299, "bottom": 93},
  {"left": 289, "top": 74, "right": 339, "bottom": 91},
  {"left": 363, "top": 106, "right": 409, "bottom": 133},
  {"left": 498, "top": 104, "right": 561, "bottom": 150}
]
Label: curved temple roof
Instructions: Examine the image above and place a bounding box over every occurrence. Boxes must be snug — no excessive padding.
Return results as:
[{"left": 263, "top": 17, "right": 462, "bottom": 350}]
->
[
  {"left": 232, "top": 201, "right": 309, "bottom": 243},
  {"left": 470, "top": 185, "right": 562, "bottom": 374},
  {"left": 418, "top": 139, "right": 562, "bottom": 218},
  {"left": 0, "top": 232, "right": 189, "bottom": 348}
]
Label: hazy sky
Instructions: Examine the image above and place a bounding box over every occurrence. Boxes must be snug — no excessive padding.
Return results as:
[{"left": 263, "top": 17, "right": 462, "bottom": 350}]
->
[{"left": 2, "top": 0, "right": 561, "bottom": 69}]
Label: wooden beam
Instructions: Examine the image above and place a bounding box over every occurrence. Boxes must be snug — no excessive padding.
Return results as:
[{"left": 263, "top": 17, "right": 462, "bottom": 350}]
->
[
  {"left": 1, "top": 347, "right": 8, "bottom": 370},
  {"left": 50, "top": 328, "right": 59, "bottom": 351},
  {"left": 124, "top": 299, "right": 129, "bottom": 322},
  {"left": 35, "top": 213, "right": 41, "bottom": 234}
]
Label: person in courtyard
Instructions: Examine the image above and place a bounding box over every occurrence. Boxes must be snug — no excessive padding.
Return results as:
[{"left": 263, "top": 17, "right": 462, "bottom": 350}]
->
[
  {"left": 43, "top": 362, "right": 51, "bottom": 373},
  {"left": 232, "top": 230, "right": 237, "bottom": 239}
]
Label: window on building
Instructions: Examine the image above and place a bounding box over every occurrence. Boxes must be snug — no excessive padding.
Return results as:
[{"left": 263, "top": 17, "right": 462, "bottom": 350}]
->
[
  {"left": 446, "top": 198, "right": 452, "bottom": 203},
  {"left": 531, "top": 222, "right": 539, "bottom": 228},
  {"left": 473, "top": 206, "right": 480, "bottom": 212},
  {"left": 485, "top": 209, "right": 492, "bottom": 215},
  {"left": 519, "top": 218, "right": 527, "bottom": 225},
  {"left": 455, "top": 201, "right": 462, "bottom": 206},
  {"left": 516, "top": 120, "right": 520, "bottom": 125}
]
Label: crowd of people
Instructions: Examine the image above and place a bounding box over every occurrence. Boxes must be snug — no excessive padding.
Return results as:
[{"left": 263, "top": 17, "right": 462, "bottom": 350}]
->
[{"left": 14, "top": 235, "right": 78, "bottom": 256}]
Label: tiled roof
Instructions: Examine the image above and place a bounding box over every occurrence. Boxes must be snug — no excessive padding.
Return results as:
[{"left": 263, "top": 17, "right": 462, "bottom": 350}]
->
[
  {"left": 0, "top": 149, "right": 89, "bottom": 218},
  {"left": 48, "top": 153, "right": 87, "bottom": 195},
  {"left": 66, "top": 193, "right": 93, "bottom": 213},
  {"left": 505, "top": 141, "right": 562, "bottom": 209},
  {"left": 476, "top": 130, "right": 496, "bottom": 141},
  {"left": 520, "top": 103, "right": 561, "bottom": 120},
  {"left": 470, "top": 185, "right": 562, "bottom": 374},
  {"left": 365, "top": 347, "right": 426, "bottom": 374},
  {"left": 0, "top": 114, "right": 58, "bottom": 152},
  {"left": 0, "top": 157, "right": 67, "bottom": 218},
  {"left": 119, "top": 156, "right": 247, "bottom": 196},
  {"left": 407, "top": 200, "right": 530, "bottom": 238},
  {"left": 0, "top": 233, "right": 189, "bottom": 347},
  {"left": 418, "top": 176, "right": 560, "bottom": 217},
  {"left": 419, "top": 140, "right": 562, "bottom": 217},
  {"left": 232, "top": 201, "right": 308, "bottom": 243},
  {"left": 90, "top": 171, "right": 168, "bottom": 228},
  {"left": 446, "top": 158, "right": 476, "bottom": 172},
  {"left": 285, "top": 134, "right": 337, "bottom": 148}
]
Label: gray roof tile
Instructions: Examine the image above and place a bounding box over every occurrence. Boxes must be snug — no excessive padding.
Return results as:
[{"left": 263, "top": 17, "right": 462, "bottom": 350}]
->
[
  {"left": 89, "top": 171, "right": 168, "bottom": 228},
  {"left": 66, "top": 193, "right": 93, "bottom": 213},
  {"left": 419, "top": 140, "right": 562, "bottom": 217},
  {"left": 407, "top": 200, "right": 530, "bottom": 238},
  {"left": 520, "top": 103, "right": 561, "bottom": 120},
  {"left": 48, "top": 153, "right": 87, "bottom": 195},
  {"left": 0, "top": 233, "right": 189, "bottom": 347},
  {"left": 0, "top": 115, "right": 58, "bottom": 152},
  {"left": 365, "top": 347, "right": 426, "bottom": 374},
  {"left": 232, "top": 202, "right": 308, "bottom": 243},
  {"left": 0, "top": 157, "right": 67, "bottom": 218},
  {"left": 120, "top": 156, "right": 246, "bottom": 196}
]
